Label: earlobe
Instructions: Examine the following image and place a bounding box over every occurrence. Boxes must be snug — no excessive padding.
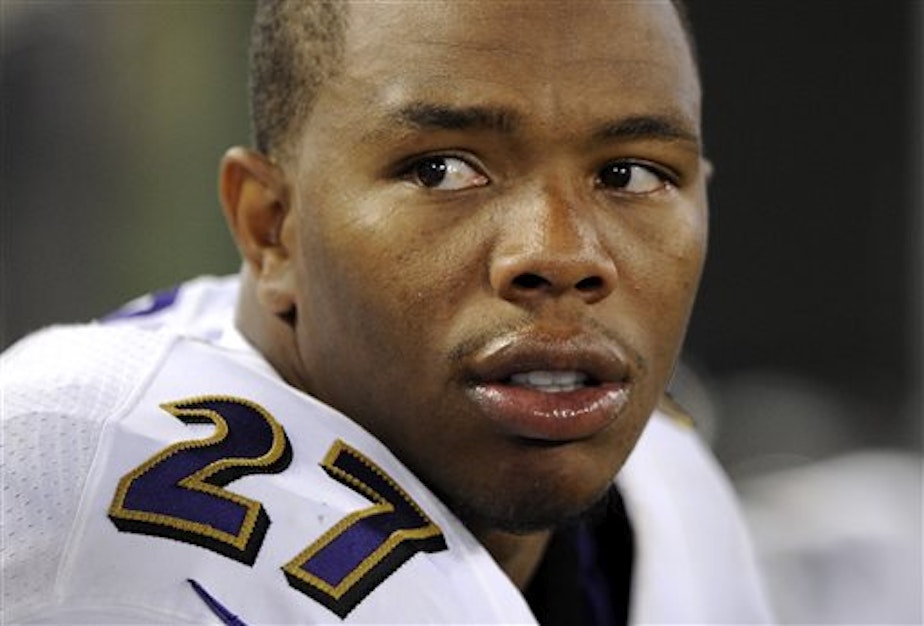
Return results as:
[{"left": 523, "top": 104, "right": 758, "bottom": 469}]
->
[{"left": 219, "top": 147, "right": 297, "bottom": 317}]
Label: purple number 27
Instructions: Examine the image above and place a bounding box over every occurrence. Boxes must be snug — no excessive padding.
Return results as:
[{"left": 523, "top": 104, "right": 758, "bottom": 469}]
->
[{"left": 108, "top": 395, "right": 446, "bottom": 618}]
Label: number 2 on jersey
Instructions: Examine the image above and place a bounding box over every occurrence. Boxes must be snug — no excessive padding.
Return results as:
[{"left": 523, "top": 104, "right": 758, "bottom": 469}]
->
[{"left": 108, "top": 396, "right": 292, "bottom": 565}]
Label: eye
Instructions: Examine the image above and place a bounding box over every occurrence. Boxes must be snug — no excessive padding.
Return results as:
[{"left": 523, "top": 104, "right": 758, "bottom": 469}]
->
[
  {"left": 403, "top": 155, "right": 489, "bottom": 191},
  {"left": 596, "top": 161, "right": 672, "bottom": 195}
]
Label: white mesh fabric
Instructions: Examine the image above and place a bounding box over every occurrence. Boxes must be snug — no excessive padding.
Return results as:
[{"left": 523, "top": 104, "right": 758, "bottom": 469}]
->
[{"left": 1, "top": 325, "right": 174, "bottom": 620}]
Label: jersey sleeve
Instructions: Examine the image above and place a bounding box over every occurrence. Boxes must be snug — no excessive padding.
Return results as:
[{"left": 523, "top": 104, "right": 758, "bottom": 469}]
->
[{"left": 1, "top": 326, "right": 175, "bottom": 623}]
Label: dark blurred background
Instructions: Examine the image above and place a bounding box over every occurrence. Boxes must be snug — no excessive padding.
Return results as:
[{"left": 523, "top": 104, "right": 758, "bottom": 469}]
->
[
  {"left": 2, "top": 2, "right": 921, "bottom": 622},
  {"left": 687, "top": 0, "right": 921, "bottom": 468}
]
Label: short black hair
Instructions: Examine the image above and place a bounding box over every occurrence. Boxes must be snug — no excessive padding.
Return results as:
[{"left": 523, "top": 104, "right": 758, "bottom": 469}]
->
[
  {"left": 249, "top": 0, "right": 696, "bottom": 160},
  {"left": 249, "top": 0, "right": 349, "bottom": 159}
]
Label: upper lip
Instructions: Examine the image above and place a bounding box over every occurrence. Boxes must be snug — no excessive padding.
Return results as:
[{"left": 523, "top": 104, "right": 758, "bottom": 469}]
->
[{"left": 463, "top": 328, "right": 633, "bottom": 387}]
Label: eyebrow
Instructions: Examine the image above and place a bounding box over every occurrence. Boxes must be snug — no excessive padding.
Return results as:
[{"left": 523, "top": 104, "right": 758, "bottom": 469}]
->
[
  {"left": 592, "top": 115, "right": 700, "bottom": 147},
  {"left": 390, "top": 102, "right": 521, "bottom": 134}
]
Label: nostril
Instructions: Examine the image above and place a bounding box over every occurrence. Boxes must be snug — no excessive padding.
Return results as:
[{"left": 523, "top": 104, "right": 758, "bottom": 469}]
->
[
  {"left": 512, "top": 273, "right": 550, "bottom": 290},
  {"left": 511, "top": 273, "right": 605, "bottom": 293},
  {"left": 575, "top": 276, "right": 604, "bottom": 292}
]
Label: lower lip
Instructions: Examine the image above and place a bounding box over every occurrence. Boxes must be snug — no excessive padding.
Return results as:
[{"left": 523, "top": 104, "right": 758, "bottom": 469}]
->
[{"left": 468, "top": 383, "right": 630, "bottom": 441}]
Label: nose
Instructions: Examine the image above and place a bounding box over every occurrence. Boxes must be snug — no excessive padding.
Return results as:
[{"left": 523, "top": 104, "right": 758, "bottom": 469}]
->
[{"left": 489, "top": 194, "right": 618, "bottom": 306}]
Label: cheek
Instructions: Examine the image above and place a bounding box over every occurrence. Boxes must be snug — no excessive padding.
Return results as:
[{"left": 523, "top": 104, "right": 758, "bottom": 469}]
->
[
  {"left": 367, "top": 208, "right": 493, "bottom": 314},
  {"left": 615, "top": 208, "right": 707, "bottom": 363},
  {"left": 295, "top": 206, "right": 483, "bottom": 361},
  {"left": 623, "top": 200, "right": 707, "bottom": 298}
]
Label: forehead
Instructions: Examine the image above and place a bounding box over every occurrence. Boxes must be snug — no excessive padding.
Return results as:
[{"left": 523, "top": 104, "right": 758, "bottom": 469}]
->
[
  {"left": 351, "top": 1, "right": 689, "bottom": 59},
  {"left": 306, "top": 0, "right": 700, "bottom": 146}
]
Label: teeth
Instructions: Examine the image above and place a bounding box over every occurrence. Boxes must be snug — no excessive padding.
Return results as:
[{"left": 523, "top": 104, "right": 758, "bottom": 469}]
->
[{"left": 509, "top": 371, "right": 588, "bottom": 393}]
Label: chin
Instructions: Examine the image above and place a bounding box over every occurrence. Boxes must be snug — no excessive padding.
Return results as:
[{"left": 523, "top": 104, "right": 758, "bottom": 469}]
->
[{"left": 442, "top": 465, "right": 616, "bottom": 534}]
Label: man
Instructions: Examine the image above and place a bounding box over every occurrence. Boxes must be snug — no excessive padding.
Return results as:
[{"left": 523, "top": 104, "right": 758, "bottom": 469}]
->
[{"left": 2, "top": 1, "right": 771, "bottom": 623}]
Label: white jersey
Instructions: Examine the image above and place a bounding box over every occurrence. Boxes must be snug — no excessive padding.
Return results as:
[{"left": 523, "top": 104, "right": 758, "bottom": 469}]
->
[{"left": 2, "top": 276, "right": 773, "bottom": 624}]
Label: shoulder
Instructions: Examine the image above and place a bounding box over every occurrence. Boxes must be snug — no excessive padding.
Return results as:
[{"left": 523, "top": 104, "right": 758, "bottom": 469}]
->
[
  {"left": 1, "top": 324, "right": 182, "bottom": 621},
  {"left": 3, "top": 323, "right": 178, "bottom": 421},
  {"left": 618, "top": 408, "right": 774, "bottom": 623},
  {"left": 1, "top": 323, "right": 180, "bottom": 512},
  {"left": 101, "top": 274, "right": 240, "bottom": 340}
]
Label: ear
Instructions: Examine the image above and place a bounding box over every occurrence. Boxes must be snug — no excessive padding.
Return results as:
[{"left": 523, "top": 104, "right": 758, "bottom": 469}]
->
[
  {"left": 702, "top": 157, "right": 715, "bottom": 183},
  {"left": 219, "top": 147, "right": 297, "bottom": 318}
]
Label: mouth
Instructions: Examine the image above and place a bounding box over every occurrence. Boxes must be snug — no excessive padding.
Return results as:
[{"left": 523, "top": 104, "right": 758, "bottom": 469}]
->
[
  {"left": 508, "top": 370, "right": 593, "bottom": 393},
  {"left": 463, "top": 332, "right": 634, "bottom": 442}
]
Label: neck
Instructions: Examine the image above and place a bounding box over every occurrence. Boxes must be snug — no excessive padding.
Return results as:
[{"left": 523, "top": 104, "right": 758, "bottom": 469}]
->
[{"left": 477, "top": 528, "right": 552, "bottom": 590}]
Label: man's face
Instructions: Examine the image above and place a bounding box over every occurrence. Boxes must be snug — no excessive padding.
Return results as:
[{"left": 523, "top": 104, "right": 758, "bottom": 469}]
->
[{"left": 282, "top": 0, "right": 706, "bottom": 532}]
